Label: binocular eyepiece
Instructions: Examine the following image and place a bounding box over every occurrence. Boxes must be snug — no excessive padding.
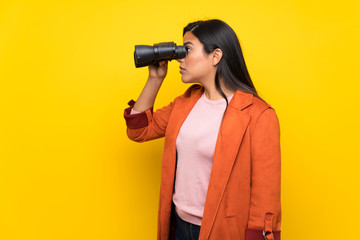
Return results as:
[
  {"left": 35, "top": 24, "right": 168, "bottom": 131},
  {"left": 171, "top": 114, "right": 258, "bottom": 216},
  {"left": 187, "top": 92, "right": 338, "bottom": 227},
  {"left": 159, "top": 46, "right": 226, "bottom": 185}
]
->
[{"left": 134, "top": 42, "right": 186, "bottom": 68}]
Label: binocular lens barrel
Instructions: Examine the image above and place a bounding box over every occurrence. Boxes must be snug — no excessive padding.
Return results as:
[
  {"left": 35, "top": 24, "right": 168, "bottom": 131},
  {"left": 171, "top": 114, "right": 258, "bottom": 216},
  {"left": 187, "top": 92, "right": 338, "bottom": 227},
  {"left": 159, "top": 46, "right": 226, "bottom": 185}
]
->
[{"left": 134, "top": 42, "right": 186, "bottom": 68}]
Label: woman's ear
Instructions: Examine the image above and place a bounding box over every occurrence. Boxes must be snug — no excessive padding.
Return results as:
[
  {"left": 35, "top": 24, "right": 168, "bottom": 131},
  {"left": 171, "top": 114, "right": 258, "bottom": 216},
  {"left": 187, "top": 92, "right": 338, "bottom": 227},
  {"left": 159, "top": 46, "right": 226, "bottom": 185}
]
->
[{"left": 212, "top": 48, "right": 223, "bottom": 66}]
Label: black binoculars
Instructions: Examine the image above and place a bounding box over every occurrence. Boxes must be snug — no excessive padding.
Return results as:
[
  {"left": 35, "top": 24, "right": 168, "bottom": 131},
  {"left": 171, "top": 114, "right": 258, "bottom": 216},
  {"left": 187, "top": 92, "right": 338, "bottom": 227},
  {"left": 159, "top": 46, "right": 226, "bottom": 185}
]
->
[{"left": 134, "top": 42, "right": 186, "bottom": 68}]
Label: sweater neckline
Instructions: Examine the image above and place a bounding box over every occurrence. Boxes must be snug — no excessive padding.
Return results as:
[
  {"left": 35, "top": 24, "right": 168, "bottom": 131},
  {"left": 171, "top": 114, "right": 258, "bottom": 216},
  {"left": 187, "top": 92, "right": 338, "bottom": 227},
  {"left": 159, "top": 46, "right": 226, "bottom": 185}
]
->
[{"left": 200, "top": 92, "right": 234, "bottom": 105}]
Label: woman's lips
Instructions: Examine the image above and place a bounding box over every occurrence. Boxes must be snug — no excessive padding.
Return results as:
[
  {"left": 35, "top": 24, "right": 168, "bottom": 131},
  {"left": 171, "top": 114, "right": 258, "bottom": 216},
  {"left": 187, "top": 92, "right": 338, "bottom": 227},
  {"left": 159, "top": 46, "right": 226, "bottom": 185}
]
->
[{"left": 179, "top": 67, "right": 185, "bottom": 74}]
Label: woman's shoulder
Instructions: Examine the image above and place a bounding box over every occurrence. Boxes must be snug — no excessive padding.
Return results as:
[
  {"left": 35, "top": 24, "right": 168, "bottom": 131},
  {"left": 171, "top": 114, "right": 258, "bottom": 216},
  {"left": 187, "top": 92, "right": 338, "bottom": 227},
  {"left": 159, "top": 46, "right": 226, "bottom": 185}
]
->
[
  {"left": 249, "top": 95, "right": 280, "bottom": 127},
  {"left": 231, "top": 90, "right": 271, "bottom": 110},
  {"left": 232, "top": 90, "right": 277, "bottom": 119},
  {"left": 252, "top": 94, "right": 274, "bottom": 110}
]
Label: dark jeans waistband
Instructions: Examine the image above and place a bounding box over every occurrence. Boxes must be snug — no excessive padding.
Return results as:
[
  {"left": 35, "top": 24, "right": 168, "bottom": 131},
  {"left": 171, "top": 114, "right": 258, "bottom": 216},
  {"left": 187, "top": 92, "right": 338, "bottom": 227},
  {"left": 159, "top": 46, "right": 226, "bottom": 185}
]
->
[{"left": 174, "top": 209, "right": 201, "bottom": 240}]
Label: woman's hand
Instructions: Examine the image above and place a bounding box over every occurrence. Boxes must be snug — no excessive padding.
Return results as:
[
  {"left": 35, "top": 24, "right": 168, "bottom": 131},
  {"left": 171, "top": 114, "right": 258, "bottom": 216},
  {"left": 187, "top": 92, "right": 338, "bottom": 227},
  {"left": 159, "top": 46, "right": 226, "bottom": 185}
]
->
[{"left": 148, "top": 61, "right": 168, "bottom": 82}]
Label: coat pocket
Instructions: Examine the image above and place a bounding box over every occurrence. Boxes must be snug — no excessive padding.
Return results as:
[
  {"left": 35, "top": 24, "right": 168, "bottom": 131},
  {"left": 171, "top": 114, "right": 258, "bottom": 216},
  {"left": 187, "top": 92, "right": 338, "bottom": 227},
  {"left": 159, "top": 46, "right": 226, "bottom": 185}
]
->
[{"left": 225, "top": 216, "right": 241, "bottom": 240}]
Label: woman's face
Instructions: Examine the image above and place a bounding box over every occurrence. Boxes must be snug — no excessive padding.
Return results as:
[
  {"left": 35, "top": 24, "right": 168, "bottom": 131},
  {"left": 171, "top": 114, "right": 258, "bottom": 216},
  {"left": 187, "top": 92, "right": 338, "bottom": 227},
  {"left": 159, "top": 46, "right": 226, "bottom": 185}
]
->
[{"left": 177, "top": 31, "right": 215, "bottom": 84}]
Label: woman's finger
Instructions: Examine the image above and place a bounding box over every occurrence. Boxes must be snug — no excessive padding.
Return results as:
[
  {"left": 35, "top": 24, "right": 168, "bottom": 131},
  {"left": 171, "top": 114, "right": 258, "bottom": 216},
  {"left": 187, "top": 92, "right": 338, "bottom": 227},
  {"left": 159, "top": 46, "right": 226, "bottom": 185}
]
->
[{"left": 159, "top": 61, "right": 168, "bottom": 67}]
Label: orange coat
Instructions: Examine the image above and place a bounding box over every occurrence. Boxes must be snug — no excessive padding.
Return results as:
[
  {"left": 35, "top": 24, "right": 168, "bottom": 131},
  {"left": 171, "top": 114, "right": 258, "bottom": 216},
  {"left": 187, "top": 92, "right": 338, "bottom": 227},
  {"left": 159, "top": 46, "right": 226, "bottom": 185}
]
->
[{"left": 124, "top": 84, "right": 281, "bottom": 240}]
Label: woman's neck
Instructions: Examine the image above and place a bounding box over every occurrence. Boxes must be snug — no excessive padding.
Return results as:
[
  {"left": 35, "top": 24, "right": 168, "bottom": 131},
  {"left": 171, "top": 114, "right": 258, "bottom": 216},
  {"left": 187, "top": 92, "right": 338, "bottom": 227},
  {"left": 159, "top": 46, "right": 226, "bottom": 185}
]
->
[{"left": 203, "top": 80, "right": 234, "bottom": 100}]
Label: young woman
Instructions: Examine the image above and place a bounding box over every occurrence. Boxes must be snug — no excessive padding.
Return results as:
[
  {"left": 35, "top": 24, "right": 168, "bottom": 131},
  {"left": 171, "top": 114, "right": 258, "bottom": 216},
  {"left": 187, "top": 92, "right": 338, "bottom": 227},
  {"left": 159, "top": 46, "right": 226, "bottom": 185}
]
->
[{"left": 124, "top": 19, "right": 281, "bottom": 240}]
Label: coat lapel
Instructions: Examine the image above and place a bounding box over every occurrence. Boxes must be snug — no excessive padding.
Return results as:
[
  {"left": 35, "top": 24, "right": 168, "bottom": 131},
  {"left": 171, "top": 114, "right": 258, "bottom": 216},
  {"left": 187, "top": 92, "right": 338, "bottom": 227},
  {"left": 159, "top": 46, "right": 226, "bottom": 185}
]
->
[{"left": 200, "top": 90, "right": 253, "bottom": 239}]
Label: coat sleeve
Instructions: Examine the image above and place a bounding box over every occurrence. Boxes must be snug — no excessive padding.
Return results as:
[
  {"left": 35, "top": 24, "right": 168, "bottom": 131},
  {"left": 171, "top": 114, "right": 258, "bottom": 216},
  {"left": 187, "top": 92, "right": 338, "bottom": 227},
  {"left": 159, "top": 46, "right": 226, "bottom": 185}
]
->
[
  {"left": 245, "top": 107, "right": 281, "bottom": 240},
  {"left": 123, "top": 99, "right": 175, "bottom": 142}
]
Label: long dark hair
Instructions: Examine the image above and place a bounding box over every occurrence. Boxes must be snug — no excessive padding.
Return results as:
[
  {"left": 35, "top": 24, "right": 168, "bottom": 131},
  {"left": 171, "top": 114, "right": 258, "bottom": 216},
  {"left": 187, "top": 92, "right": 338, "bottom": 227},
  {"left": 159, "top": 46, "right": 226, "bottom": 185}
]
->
[{"left": 183, "top": 19, "right": 263, "bottom": 105}]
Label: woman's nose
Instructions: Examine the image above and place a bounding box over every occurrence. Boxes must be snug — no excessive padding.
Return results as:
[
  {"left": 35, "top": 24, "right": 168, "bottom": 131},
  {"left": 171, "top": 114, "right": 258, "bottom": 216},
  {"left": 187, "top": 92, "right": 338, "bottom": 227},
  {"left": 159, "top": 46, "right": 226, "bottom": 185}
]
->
[{"left": 177, "top": 57, "right": 184, "bottom": 63}]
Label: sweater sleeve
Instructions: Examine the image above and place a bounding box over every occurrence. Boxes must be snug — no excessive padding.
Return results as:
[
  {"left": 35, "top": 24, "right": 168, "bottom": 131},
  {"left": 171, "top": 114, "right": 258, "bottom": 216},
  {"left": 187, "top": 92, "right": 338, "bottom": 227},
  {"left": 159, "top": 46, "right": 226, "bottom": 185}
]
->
[
  {"left": 245, "top": 107, "right": 281, "bottom": 240},
  {"left": 124, "top": 99, "right": 175, "bottom": 143}
]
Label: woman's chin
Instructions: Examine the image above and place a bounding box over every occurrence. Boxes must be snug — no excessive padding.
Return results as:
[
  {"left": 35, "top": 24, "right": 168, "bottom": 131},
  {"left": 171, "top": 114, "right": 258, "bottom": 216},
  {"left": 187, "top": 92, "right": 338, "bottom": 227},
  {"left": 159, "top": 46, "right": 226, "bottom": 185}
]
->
[
  {"left": 181, "top": 76, "right": 189, "bottom": 83},
  {"left": 181, "top": 76, "right": 194, "bottom": 84}
]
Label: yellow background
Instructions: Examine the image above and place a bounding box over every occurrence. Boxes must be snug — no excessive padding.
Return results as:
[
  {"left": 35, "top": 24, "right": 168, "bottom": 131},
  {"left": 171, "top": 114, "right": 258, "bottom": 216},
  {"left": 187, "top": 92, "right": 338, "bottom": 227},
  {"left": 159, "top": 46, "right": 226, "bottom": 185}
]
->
[{"left": 1, "top": 0, "right": 359, "bottom": 239}]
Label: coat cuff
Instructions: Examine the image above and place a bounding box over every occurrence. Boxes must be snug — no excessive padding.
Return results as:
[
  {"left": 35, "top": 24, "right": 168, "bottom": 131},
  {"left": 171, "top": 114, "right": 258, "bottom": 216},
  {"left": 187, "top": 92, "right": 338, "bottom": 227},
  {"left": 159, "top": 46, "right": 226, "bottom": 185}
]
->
[
  {"left": 245, "top": 229, "right": 280, "bottom": 240},
  {"left": 124, "top": 100, "right": 153, "bottom": 129}
]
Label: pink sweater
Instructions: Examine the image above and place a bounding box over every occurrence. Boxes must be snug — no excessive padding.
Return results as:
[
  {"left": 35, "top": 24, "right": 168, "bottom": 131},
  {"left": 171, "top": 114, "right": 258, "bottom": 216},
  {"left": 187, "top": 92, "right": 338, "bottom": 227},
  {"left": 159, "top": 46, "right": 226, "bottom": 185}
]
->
[
  {"left": 173, "top": 92, "right": 233, "bottom": 226},
  {"left": 132, "top": 92, "right": 233, "bottom": 226}
]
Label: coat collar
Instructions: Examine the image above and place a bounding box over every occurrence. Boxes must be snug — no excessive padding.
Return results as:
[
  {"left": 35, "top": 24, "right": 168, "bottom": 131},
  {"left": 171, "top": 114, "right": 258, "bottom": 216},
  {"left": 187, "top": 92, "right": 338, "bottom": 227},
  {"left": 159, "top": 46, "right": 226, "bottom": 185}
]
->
[{"left": 229, "top": 89, "right": 254, "bottom": 111}]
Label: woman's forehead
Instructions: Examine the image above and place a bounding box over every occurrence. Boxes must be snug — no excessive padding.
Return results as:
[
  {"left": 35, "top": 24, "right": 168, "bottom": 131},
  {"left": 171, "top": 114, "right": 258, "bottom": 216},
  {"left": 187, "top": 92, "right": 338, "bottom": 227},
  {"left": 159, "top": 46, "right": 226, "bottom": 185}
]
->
[{"left": 183, "top": 31, "right": 200, "bottom": 45}]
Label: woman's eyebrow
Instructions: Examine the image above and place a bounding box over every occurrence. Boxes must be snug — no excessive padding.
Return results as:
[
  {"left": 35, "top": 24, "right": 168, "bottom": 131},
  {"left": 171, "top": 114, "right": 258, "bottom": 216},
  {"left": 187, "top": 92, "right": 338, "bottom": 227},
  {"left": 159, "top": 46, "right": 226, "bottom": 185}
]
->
[{"left": 184, "top": 41, "right": 193, "bottom": 45}]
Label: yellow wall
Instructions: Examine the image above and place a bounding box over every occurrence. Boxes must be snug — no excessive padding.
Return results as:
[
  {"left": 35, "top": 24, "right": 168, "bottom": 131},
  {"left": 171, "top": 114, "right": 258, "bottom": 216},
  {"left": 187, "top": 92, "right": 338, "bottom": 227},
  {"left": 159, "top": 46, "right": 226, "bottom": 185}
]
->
[{"left": 1, "top": 0, "right": 359, "bottom": 239}]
